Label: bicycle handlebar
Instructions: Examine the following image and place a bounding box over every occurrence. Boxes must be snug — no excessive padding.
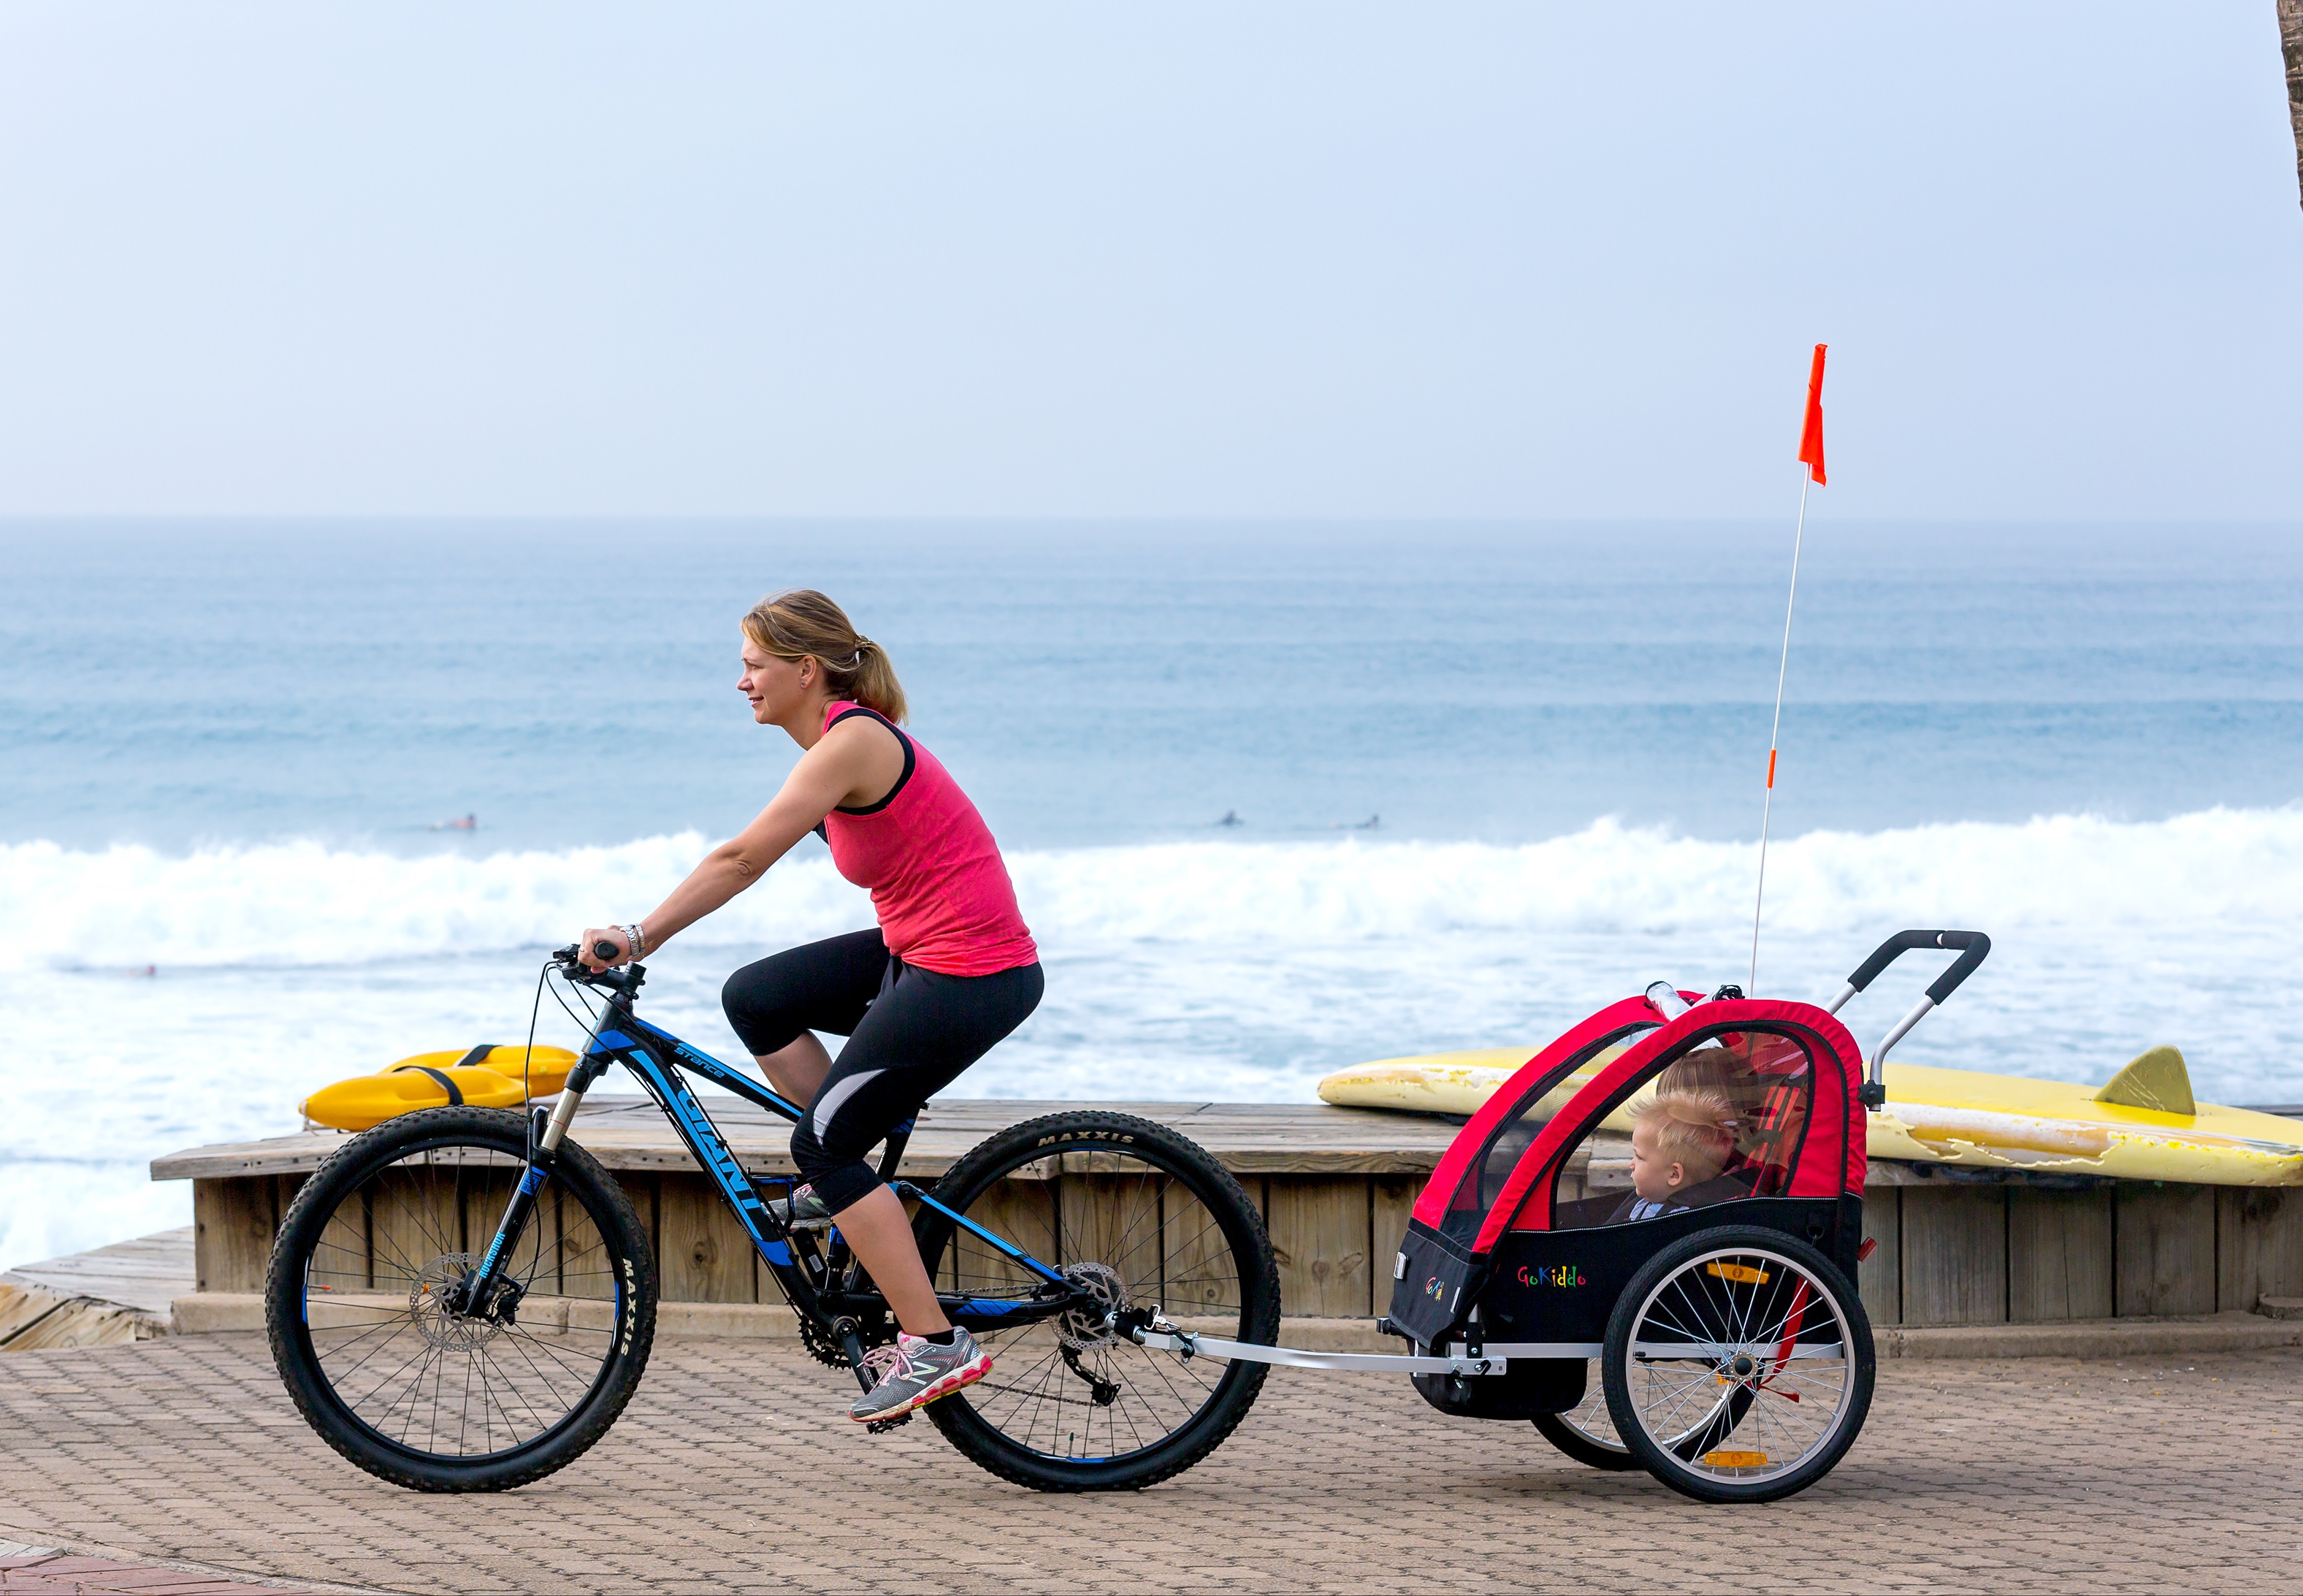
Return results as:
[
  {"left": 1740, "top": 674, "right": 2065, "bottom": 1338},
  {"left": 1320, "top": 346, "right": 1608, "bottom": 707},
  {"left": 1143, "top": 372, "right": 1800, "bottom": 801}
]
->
[{"left": 550, "top": 943, "right": 645, "bottom": 996}]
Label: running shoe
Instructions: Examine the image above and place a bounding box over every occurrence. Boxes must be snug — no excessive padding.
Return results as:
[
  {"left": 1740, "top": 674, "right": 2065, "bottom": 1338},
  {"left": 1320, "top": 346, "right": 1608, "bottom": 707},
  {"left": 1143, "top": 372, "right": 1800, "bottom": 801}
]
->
[
  {"left": 849, "top": 1329, "right": 993, "bottom": 1423},
  {"left": 767, "top": 1183, "right": 835, "bottom": 1231}
]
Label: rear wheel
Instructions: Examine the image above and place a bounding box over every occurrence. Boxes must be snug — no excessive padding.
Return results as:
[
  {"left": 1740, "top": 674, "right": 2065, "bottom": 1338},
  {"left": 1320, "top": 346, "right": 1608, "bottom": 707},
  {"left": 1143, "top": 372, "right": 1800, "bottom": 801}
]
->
[
  {"left": 912, "top": 1112, "right": 1280, "bottom": 1492},
  {"left": 265, "top": 1107, "right": 657, "bottom": 1492},
  {"left": 1602, "top": 1226, "right": 1873, "bottom": 1504},
  {"left": 1529, "top": 1366, "right": 1638, "bottom": 1470}
]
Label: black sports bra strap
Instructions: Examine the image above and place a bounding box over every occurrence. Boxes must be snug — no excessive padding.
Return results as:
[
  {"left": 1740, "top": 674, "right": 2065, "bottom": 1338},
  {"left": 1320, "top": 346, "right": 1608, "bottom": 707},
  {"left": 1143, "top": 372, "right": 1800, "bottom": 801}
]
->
[{"left": 825, "top": 706, "right": 916, "bottom": 815}]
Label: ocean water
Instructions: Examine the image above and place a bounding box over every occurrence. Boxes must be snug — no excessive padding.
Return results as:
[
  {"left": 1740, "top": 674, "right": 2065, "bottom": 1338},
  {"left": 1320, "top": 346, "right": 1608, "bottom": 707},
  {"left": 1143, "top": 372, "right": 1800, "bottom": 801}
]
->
[{"left": 4, "top": 518, "right": 2301, "bottom": 1271}]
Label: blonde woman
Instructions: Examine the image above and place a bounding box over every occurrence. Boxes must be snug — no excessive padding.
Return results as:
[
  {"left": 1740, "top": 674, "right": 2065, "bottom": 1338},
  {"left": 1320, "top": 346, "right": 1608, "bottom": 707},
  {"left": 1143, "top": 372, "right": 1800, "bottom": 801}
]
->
[{"left": 580, "top": 589, "right": 1042, "bottom": 1423}]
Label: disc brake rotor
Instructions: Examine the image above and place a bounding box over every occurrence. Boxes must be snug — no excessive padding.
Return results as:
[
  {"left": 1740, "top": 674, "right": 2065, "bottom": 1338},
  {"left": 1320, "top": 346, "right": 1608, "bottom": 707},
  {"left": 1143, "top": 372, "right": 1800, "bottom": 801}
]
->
[
  {"left": 1057, "top": 1261, "right": 1127, "bottom": 1351},
  {"left": 409, "top": 1253, "right": 497, "bottom": 1351}
]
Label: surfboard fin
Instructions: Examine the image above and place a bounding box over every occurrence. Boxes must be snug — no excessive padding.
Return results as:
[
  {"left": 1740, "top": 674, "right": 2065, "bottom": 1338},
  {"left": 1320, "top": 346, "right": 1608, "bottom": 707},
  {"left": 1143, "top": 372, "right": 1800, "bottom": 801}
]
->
[{"left": 2093, "top": 1045, "right": 2196, "bottom": 1118}]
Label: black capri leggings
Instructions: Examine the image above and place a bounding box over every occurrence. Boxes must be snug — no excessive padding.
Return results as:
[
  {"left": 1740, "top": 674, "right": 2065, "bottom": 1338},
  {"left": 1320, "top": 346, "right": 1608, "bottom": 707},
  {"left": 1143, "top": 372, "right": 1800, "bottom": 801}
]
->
[{"left": 721, "top": 929, "right": 1044, "bottom": 1214}]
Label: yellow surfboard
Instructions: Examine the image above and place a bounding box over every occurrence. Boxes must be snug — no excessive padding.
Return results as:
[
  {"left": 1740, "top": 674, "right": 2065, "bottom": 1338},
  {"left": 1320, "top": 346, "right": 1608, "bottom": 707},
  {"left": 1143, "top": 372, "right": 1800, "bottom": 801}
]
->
[
  {"left": 1317, "top": 1043, "right": 2303, "bottom": 1187},
  {"left": 302, "top": 1046, "right": 580, "bottom": 1133}
]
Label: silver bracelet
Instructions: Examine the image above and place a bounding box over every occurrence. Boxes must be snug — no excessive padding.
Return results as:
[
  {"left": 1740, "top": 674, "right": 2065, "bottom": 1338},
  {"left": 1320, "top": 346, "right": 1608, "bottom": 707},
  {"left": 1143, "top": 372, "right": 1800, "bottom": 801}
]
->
[{"left": 624, "top": 922, "right": 647, "bottom": 959}]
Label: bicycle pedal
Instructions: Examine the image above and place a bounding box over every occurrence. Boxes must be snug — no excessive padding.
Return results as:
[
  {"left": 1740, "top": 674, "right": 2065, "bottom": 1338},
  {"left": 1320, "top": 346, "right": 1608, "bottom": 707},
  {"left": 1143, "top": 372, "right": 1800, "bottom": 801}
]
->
[{"left": 865, "top": 1411, "right": 914, "bottom": 1435}]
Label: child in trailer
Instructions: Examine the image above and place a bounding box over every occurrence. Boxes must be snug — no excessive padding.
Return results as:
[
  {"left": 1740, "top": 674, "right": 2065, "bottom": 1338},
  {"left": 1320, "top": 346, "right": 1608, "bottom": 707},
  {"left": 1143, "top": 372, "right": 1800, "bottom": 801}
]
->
[{"left": 1606, "top": 1089, "right": 1746, "bottom": 1223}]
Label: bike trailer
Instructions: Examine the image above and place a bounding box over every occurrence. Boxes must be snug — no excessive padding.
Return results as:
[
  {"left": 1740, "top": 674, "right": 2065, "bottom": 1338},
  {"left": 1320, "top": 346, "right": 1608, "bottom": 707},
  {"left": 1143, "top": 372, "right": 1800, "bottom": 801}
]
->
[
  {"left": 1386, "top": 986, "right": 1868, "bottom": 1357},
  {"left": 1372, "top": 982, "right": 1880, "bottom": 1499}
]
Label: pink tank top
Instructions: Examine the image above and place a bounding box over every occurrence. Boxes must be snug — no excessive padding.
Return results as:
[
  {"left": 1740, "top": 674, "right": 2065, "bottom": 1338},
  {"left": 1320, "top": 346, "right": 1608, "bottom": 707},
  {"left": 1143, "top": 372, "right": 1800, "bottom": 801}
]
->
[{"left": 816, "top": 702, "right": 1039, "bottom": 977}]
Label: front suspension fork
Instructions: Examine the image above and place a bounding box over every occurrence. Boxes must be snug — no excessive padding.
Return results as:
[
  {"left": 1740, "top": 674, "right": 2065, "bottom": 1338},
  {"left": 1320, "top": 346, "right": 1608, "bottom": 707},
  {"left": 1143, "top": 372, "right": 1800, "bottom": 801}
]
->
[{"left": 455, "top": 1101, "right": 568, "bottom": 1316}]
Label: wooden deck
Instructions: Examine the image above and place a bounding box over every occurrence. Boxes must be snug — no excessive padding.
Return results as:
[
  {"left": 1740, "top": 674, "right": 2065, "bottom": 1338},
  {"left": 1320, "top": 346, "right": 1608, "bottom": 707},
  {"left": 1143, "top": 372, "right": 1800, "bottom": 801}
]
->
[
  {"left": 0, "top": 1229, "right": 191, "bottom": 1351},
  {"left": 159, "top": 1099, "right": 1470, "bottom": 1321},
  {"left": 151, "top": 1096, "right": 1467, "bottom": 1183},
  {"left": 150, "top": 1097, "right": 2303, "bottom": 1329}
]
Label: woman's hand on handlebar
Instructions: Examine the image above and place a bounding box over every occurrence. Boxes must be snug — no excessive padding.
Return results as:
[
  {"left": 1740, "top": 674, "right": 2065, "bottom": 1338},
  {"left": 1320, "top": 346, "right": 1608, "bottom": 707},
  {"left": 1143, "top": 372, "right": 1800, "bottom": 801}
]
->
[{"left": 578, "top": 926, "right": 633, "bottom": 972}]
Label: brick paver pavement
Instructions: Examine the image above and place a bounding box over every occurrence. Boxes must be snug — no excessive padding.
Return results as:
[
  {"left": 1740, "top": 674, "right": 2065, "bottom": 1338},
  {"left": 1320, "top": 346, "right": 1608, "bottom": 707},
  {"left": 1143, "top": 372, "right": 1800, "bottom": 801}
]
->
[
  {"left": 0, "top": 1550, "right": 336, "bottom": 1595},
  {"left": 1, "top": 1334, "right": 2297, "bottom": 1594}
]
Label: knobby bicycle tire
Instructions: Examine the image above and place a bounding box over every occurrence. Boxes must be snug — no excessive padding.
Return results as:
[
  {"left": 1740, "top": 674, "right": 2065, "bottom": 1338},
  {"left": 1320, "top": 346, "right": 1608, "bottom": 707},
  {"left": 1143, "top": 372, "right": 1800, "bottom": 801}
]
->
[{"left": 266, "top": 1107, "right": 658, "bottom": 1492}]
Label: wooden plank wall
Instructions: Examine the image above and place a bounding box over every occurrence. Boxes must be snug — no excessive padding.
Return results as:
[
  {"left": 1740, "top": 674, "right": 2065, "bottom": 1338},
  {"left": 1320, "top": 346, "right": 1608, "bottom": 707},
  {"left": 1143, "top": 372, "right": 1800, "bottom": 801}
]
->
[
  {"left": 1900, "top": 1186, "right": 2008, "bottom": 1326},
  {"left": 192, "top": 1175, "right": 305, "bottom": 1294},
  {"left": 657, "top": 1173, "right": 757, "bottom": 1305},
  {"left": 2218, "top": 1186, "right": 2303, "bottom": 1311},
  {"left": 1265, "top": 1177, "right": 1373, "bottom": 1318},
  {"left": 2115, "top": 1183, "right": 2218, "bottom": 1317},
  {"left": 2009, "top": 1188, "right": 2115, "bottom": 1321},
  {"left": 191, "top": 1167, "right": 2303, "bottom": 1326},
  {"left": 1856, "top": 1191, "right": 1900, "bottom": 1324}
]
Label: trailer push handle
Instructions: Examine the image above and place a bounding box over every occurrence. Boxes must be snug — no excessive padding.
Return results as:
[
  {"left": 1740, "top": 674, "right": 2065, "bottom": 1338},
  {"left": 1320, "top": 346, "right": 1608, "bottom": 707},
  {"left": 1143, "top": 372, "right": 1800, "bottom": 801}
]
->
[{"left": 1825, "top": 929, "right": 1991, "bottom": 1108}]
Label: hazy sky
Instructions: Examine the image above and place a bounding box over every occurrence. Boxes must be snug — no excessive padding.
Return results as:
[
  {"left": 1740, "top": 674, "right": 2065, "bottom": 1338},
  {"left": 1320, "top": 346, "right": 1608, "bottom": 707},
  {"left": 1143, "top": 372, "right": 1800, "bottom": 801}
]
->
[{"left": 2, "top": 3, "right": 2296, "bottom": 520}]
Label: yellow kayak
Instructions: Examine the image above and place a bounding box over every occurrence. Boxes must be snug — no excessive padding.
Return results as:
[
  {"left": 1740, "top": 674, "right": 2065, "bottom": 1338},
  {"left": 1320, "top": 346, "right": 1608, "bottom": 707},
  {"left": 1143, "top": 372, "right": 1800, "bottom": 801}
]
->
[
  {"left": 302, "top": 1045, "right": 580, "bottom": 1133},
  {"left": 1318, "top": 1042, "right": 2303, "bottom": 1186}
]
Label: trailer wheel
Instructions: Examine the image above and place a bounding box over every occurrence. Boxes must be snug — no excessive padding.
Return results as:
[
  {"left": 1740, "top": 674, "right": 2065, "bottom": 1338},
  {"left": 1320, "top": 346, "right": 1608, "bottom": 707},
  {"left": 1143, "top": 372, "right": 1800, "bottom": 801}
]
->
[
  {"left": 1602, "top": 1226, "right": 1874, "bottom": 1504},
  {"left": 1529, "top": 1366, "right": 1638, "bottom": 1470}
]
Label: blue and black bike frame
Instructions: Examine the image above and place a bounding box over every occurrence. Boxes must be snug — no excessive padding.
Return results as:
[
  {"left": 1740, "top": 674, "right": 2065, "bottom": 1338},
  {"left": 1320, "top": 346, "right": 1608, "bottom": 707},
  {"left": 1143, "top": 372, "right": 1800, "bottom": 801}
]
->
[{"left": 459, "top": 958, "right": 1079, "bottom": 1386}]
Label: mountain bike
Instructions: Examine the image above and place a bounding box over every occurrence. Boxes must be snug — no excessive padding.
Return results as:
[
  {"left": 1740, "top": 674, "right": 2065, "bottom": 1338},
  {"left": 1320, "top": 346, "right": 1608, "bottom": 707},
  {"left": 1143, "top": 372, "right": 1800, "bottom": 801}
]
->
[{"left": 264, "top": 946, "right": 1280, "bottom": 1493}]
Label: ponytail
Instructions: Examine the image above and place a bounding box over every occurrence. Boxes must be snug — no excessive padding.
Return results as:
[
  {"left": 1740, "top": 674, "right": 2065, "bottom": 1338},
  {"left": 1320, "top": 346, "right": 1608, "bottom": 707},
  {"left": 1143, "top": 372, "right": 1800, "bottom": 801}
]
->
[{"left": 741, "top": 590, "right": 908, "bottom": 722}]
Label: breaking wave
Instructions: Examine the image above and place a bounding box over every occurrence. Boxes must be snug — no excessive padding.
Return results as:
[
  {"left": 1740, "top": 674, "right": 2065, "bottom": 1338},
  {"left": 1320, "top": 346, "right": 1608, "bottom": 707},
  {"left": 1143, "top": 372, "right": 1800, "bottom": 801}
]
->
[{"left": 10, "top": 804, "right": 2301, "bottom": 970}]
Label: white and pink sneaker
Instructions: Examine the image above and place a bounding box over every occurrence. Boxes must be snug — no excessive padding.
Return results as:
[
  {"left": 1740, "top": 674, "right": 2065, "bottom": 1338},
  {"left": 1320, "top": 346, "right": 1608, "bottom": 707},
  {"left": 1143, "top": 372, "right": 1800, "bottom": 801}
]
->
[{"left": 849, "top": 1329, "right": 993, "bottom": 1422}]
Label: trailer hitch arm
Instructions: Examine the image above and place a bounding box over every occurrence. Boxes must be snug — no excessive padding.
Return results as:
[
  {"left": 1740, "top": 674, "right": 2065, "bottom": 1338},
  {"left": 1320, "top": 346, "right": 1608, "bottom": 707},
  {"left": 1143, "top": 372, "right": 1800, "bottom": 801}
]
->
[{"left": 1128, "top": 1313, "right": 1600, "bottom": 1375}]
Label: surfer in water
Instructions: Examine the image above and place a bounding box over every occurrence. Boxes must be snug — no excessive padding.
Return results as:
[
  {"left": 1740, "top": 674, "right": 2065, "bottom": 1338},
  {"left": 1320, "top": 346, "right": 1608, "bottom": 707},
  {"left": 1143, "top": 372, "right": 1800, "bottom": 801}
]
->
[{"left": 578, "top": 589, "right": 1042, "bottom": 1424}]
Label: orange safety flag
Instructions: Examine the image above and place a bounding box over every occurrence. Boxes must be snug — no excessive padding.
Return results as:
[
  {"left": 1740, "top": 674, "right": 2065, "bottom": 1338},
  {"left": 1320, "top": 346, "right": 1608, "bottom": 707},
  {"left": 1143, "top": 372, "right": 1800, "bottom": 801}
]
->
[{"left": 1797, "top": 343, "right": 1827, "bottom": 486}]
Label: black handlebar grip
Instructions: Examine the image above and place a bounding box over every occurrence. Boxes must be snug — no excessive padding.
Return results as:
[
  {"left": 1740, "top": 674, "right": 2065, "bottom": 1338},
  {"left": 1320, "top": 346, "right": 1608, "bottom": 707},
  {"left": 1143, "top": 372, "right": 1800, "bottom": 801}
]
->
[
  {"left": 1845, "top": 929, "right": 1992, "bottom": 1004},
  {"left": 593, "top": 939, "right": 620, "bottom": 961}
]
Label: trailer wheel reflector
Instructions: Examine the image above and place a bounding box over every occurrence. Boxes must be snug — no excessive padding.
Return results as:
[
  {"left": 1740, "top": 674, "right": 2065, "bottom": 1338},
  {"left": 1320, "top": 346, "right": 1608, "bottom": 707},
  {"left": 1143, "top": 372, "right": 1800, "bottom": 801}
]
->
[
  {"left": 1703, "top": 1450, "right": 1769, "bottom": 1468},
  {"left": 1705, "top": 1262, "right": 1769, "bottom": 1285}
]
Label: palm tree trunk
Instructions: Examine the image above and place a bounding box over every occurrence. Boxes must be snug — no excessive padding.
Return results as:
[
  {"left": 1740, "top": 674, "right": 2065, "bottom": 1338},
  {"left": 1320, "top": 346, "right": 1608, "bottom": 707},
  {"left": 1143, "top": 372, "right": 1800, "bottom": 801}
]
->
[{"left": 2283, "top": 0, "right": 2303, "bottom": 209}]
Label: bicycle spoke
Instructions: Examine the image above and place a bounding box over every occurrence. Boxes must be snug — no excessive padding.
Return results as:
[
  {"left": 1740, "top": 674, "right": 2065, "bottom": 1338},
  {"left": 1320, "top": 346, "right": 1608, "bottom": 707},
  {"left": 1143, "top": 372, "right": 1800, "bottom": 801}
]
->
[
  {"left": 1622, "top": 1245, "right": 1860, "bottom": 1486},
  {"left": 923, "top": 1140, "right": 1262, "bottom": 1468},
  {"left": 292, "top": 1142, "right": 628, "bottom": 1462}
]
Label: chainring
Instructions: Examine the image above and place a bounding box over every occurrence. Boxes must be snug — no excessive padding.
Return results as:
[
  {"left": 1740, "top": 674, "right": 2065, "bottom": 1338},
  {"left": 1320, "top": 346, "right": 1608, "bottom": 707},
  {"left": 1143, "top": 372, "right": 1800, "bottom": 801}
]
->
[
  {"left": 795, "top": 1302, "right": 898, "bottom": 1370},
  {"left": 795, "top": 1310, "right": 854, "bottom": 1369}
]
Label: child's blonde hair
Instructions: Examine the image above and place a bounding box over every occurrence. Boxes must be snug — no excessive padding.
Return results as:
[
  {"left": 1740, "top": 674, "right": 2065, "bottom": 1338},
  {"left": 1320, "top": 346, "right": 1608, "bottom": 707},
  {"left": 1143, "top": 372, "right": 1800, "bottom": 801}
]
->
[{"left": 1636, "top": 1089, "right": 1740, "bottom": 1174}]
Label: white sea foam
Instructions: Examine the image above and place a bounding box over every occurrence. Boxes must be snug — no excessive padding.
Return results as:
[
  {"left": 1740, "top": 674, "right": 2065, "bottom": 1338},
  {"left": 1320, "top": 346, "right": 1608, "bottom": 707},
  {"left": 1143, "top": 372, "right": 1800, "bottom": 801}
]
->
[
  {"left": 5, "top": 808, "right": 2300, "bottom": 1271},
  {"left": 12, "top": 804, "right": 2302, "bottom": 968}
]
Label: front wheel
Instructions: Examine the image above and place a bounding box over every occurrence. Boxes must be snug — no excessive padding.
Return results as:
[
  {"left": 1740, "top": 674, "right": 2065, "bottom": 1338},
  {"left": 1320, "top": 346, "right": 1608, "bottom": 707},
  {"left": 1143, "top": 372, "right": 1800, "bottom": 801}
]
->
[
  {"left": 1602, "top": 1225, "right": 1874, "bottom": 1504},
  {"left": 912, "top": 1111, "right": 1281, "bottom": 1492},
  {"left": 265, "top": 1107, "right": 658, "bottom": 1492}
]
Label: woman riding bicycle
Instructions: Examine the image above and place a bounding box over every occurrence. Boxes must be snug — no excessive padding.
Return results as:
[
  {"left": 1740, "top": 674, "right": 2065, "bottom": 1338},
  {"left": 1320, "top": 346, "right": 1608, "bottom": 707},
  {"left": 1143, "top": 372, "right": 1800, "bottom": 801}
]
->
[{"left": 580, "top": 589, "right": 1042, "bottom": 1423}]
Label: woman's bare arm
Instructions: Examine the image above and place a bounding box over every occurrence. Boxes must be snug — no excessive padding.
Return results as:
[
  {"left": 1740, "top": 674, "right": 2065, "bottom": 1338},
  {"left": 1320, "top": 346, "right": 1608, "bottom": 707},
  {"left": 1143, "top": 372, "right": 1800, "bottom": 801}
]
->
[{"left": 579, "top": 718, "right": 901, "bottom": 968}]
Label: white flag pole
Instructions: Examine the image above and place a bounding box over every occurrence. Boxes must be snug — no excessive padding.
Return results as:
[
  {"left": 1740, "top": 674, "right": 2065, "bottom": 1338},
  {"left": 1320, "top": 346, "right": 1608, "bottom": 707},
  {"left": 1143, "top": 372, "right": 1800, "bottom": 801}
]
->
[{"left": 1748, "top": 467, "right": 1813, "bottom": 998}]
